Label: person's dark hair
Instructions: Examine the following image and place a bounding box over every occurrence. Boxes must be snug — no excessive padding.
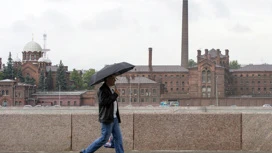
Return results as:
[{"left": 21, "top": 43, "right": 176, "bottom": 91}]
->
[{"left": 104, "top": 75, "right": 112, "bottom": 82}]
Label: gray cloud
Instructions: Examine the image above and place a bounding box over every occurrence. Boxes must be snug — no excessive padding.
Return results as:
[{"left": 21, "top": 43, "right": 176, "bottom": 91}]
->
[
  {"left": 230, "top": 23, "right": 252, "bottom": 33},
  {"left": 80, "top": 7, "right": 124, "bottom": 31},
  {"left": 209, "top": 0, "right": 230, "bottom": 18},
  {"left": 11, "top": 20, "right": 32, "bottom": 33}
]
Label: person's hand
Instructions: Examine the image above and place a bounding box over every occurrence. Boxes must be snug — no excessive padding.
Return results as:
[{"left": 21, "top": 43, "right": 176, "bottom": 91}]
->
[{"left": 114, "top": 88, "right": 120, "bottom": 96}]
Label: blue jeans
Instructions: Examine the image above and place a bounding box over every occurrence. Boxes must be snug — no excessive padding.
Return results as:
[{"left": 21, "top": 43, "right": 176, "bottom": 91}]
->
[{"left": 82, "top": 118, "right": 124, "bottom": 153}]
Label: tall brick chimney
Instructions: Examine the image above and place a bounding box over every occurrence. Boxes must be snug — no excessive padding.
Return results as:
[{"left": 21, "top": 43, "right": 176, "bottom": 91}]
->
[
  {"left": 181, "top": 0, "right": 189, "bottom": 68},
  {"left": 148, "top": 47, "right": 152, "bottom": 71}
]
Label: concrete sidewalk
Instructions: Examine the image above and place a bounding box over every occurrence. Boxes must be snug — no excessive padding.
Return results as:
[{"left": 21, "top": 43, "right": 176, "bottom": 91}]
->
[{"left": 1, "top": 151, "right": 270, "bottom": 153}]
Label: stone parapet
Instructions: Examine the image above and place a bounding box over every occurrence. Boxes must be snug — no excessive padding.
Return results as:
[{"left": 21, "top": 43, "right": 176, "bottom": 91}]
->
[
  {"left": 0, "top": 107, "right": 272, "bottom": 152},
  {"left": 134, "top": 112, "right": 241, "bottom": 151}
]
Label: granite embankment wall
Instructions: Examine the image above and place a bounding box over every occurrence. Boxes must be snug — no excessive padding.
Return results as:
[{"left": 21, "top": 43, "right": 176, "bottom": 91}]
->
[{"left": 0, "top": 107, "right": 272, "bottom": 152}]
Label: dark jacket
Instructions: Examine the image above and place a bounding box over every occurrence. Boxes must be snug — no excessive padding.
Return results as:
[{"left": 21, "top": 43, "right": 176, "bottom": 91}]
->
[{"left": 97, "top": 83, "right": 121, "bottom": 123}]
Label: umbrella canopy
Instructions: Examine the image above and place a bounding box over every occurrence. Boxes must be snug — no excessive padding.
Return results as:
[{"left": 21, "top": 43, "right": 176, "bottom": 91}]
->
[{"left": 90, "top": 62, "right": 135, "bottom": 86}]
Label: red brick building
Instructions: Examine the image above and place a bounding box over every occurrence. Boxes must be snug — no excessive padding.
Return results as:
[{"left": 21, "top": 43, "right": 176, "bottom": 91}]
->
[
  {"left": 13, "top": 35, "right": 70, "bottom": 90},
  {"left": 0, "top": 79, "right": 36, "bottom": 106}
]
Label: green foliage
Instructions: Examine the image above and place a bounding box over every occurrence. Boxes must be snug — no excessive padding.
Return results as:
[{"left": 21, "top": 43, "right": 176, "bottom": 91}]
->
[
  {"left": 47, "top": 69, "right": 53, "bottom": 91},
  {"left": 70, "top": 69, "right": 83, "bottom": 90},
  {"left": 25, "top": 75, "right": 36, "bottom": 85},
  {"left": 3, "top": 52, "right": 15, "bottom": 79},
  {"left": 82, "top": 68, "right": 95, "bottom": 90},
  {"left": 16, "top": 67, "right": 24, "bottom": 82},
  {"left": 188, "top": 59, "right": 197, "bottom": 68},
  {"left": 0, "top": 72, "right": 4, "bottom": 80},
  {"left": 229, "top": 60, "right": 241, "bottom": 69},
  {"left": 56, "top": 60, "right": 67, "bottom": 91},
  {"left": 38, "top": 70, "right": 47, "bottom": 91}
]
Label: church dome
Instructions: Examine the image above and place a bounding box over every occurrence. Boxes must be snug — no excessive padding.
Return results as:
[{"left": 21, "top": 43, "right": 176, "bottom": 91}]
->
[
  {"left": 38, "top": 57, "right": 46, "bottom": 62},
  {"left": 13, "top": 56, "right": 21, "bottom": 62},
  {"left": 45, "top": 57, "right": 51, "bottom": 63},
  {"left": 23, "top": 41, "right": 42, "bottom": 52}
]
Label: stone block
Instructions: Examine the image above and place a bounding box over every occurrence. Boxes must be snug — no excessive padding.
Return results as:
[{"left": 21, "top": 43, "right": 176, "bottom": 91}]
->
[
  {"left": 72, "top": 112, "right": 133, "bottom": 152},
  {"left": 242, "top": 113, "right": 272, "bottom": 151},
  {"left": 134, "top": 113, "right": 241, "bottom": 151},
  {"left": 0, "top": 113, "right": 71, "bottom": 152}
]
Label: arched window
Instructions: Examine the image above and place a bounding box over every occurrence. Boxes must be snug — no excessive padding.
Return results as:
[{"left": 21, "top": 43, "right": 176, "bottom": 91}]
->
[
  {"left": 207, "top": 71, "right": 211, "bottom": 83},
  {"left": 202, "top": 71, "right": 206, "bottom": 83},
  {"left": 2, "top": 90, "right": 4, "bottom": 95}
]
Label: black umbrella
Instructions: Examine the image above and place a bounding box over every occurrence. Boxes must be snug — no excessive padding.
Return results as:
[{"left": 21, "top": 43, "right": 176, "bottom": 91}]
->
[{"left": 90, "top": 62, "right": 135, "bottom": 86}]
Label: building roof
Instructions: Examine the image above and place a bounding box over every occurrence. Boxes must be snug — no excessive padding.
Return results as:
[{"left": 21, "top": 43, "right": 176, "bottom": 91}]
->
[
  {"left": 130, "top": 65, "right": 188, "bottom": 72},
  {"left": 17, "top": 82, "right": 34, "bottom": 86},
  {"left": 0, "top": 79, "right": 15, "bottom": 82},
  {"left": 33, "top": 91, "right": 87, "bottom": 96},
  {"left": 116, "top": 76, "right": 157, "bottom": 84},
  {"left": 199, "top": 49, "right": 226, "bottom": 58},
  {"left": 23, "top": 41, "right": 42, "bottom": 52},
  {"left": 231, "top": 64, "right": 272, "bottom": 72}
]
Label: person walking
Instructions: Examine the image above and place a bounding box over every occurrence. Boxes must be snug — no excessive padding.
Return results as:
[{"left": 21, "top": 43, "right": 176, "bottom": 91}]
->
[{"left": 80, "top": 75, "right": 124, "bottom": 153}]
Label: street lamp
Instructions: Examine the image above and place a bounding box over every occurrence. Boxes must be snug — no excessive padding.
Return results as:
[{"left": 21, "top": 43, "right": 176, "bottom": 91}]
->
[{"left": 58, "top": 83, "right": 61, "bottom": 106}]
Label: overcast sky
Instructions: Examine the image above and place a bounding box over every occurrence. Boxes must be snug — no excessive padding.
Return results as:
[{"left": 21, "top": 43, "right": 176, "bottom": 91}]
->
[{"left": 1, "top": 0, "right": 272, "bottom": 71}]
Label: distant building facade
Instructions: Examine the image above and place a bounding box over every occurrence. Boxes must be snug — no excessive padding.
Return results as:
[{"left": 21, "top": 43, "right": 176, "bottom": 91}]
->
[
  {"left": 0, "top": 79, "right": 36, "bottom": 106},
  {"left": 123, "top": 47, "right": 272, "bottom": 106},
  {"left": 12, "top": 34, "right": 71, "bottom": 90}
]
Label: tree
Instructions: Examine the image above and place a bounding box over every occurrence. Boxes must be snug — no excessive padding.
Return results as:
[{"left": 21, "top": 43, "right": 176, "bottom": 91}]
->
[
  {"left": 3, "top": 52, "right": 15, "bottom": 79},
  {"left": 188, "top": 59, "right": 197, "bottom": 68},
  {"left": 56, "top": 60, "right": 67, "bottom": 91},
  {"left": 16, "top": 67, "right": 24, "bottom": 82},
  {"left": 38, "top": 70, "right": 47, "bottom": 91},
  {"left": 82, "top": 68, "right": 95, "bottom": 90},
  {"left": 70, "top": 69, "right": 83, "bottom": 90},
  {"left": 47, "top": 69, "right": 53, "bottom": 91},
  {"left": 25, "top": 75, "right": 36, "bottom": 85},
  {"left": 229, "top": 60, "right": 241, "bottom": 69},
  {"left": 0, "top": 72, "right": 4, "bottom": 80}
]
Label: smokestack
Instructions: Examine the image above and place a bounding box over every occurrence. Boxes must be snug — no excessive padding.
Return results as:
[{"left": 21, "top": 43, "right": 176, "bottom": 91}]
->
[
  {"left": 181, "top": 0, "right": 189, "bottom": 68},
  {"left": 148, "top": 47, "right": 152, "bottom": 71}
]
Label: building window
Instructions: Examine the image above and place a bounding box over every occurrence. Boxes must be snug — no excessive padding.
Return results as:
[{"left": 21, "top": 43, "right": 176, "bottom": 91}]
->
[
  {"left": 141, "top": 98, "right": 144, "bottom": 102},
  {"left": 121, "top": 89, "right": 125, "bottom": 95},
  {"left": 134, "top": 89, "right": 138, "bottom": 95},
  {"left": 153, "top": 98, "right": 156, "bottom": 102},
  {"left": 202, "top": 71, "right": 206, "bottom": 83},
  {"left": 60, "top": 101, "right": 62, "bottom": 106},
  {"left": 202, "top": 86, "right": 206, "bottom": 97},
  {"left": 6, "top": 90, "right": 8, "bottom": 95},
  {"left": 134, "top": 98, "right": 137, "bottom": 102},
  {"left": 1, "top": 90, "right": 4, "bottom": 95},
  {"left": 141, "top": 89, "right": 144, "bottom": 95},
  {"left": 74, "top": 101, "right": 77, "bottom": 106},
  {"left": 68, "top": 101, "right": 70, "bottom": 106},
  {"left": 152, "top": 89, "right": 156, "bottom": 95},
  {"left": 54, "top": 101, "right": 57, "bottom": 105},
  {"left": 207, "top": 71, "right": 211, "bottom": 83},
  {"left": 145, "top": 89, "right": 149, "bottom": 96}
]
